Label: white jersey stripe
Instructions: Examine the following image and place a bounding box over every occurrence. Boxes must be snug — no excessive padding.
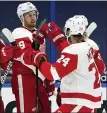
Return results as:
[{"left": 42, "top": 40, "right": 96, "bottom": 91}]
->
[
  {"left": 62, "top": 98, "right": 101, "bottom": 109},
  {"left": 71, "top": 105, "right": 83, "bottom": 113},
  {"left": 53, "top": 34, "right": 65, "bottom": 42},
  {"left": 50, "top": 65, "right": 60, "bottom": 80},
  {"left": 61, "top": 92, "right": 101, "bottom": 102},
  {"left": 17, "top": 74, "right": 24, "bottom": 112}
]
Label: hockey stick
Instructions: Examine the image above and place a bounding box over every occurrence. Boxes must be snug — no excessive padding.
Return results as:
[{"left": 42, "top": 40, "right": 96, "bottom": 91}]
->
[
  {"left": 2, "top": 28, "right": 16, "bottom": 45},
  {"left": 0, "top": 28, "right": 16, "bottom": 90},
  {"left": 35, "top": 18, "right": 47, "bottom": 113},
  {"left": 84, "top": 22, "right": 97, "bottom": 40},
  {"left": 0, "top": 30, "right": 10, "bottom": 45},
  {"left": 0, "top": 61, "right": 12, "bottom": 89}
]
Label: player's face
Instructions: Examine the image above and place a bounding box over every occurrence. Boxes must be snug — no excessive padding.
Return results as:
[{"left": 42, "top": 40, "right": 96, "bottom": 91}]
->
[{"left": 23, "top": 11, "right": 37, "bottom": 29}]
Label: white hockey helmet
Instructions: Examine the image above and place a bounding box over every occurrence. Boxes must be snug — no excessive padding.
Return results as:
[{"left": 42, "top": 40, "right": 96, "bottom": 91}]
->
[
  {"left": 64, "top": 17, "right": 86, "bottom": 37},
  {"left": 17, "top": 2, "right": 39, "bottom": 22},
  {"left": 73, "top": 15, "right": 88, "bottom": 27}
]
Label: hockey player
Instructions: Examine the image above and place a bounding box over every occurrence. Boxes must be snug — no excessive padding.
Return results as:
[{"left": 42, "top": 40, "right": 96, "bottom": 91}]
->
[
  {"left": 0, "top": 2, "right": 54, "bottom": 113},
  {"left": 36, "top": 19, "right": 105, "bottom": 112},
  {"left": 56, "top": 15, "right": 106, "bottom": 107},
  {"left": 67, "top": 15, "right": 105, "bottom": 75}
]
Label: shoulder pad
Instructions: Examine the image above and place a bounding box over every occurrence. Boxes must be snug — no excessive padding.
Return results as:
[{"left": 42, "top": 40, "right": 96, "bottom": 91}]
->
[{"left": 12, "top": 27, "right": 33, "bottom": 43}]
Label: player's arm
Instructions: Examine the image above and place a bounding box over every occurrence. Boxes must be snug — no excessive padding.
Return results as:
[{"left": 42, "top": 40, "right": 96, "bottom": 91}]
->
[
  {"left": 39, "top": 52, "right": 78, "bottom": 80},
  {"left": 87, "top": 39, "right": 106, "bottom": 75},
  {"left": 46, "top": 22, "right": 70, "bottom": 51},
  {"left": 35, "top": 22, "right": 70, "bottom": 52},
  {"left": 94, "top": 49, "right": 106, "bottom": 75}
]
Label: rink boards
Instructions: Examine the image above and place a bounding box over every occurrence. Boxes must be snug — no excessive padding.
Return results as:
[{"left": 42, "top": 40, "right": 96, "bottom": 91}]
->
[{"left": 1, "top": 81, "right": 107, "bottom": 112}]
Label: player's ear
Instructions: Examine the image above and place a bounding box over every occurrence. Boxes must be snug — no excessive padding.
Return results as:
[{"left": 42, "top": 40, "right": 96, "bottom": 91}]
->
[{"left": 66, "top": 28, "right": 70, "bottom": 36}]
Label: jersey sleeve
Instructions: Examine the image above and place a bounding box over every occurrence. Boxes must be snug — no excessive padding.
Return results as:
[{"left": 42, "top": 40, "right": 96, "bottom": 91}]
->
[
  {"left": 55, "top": 39, "right": 70, "bottom": 52},
  {"left": 12, "top": 28, "right": 33, "bottom": 42},
  {"left": 12, "top": 28, "right": 34, "bottom": 50},
  {"left": 87, "top": 39, "right": 106, "bottom": 75},
  {"left": 39, "top": 52, "right": 78, "bottom": 80},
  {"left": 94, "top": 49, "right": 106, "bottom": 75}
]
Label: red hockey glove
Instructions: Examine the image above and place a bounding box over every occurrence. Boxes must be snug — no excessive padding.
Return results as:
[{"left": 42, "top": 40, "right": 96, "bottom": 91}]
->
[
  {"left": 32, "top": 22, "right": 69, "bottom": 51},
  {"left": 36, "top": 22, "right": 69, "bottom": 51},
  {"left": 46, "top": 22, "right": 66, "bottom": 44},
  {"left": 32, "top": 50, "right": 47, "bottom": 67},
  {"left": 0, "top": 46, "right": 20, "bottom": 64},
  {"left": 43, "top": 79, "right": 55, "bottom": 97},
  {"left": 39, "top": 22, "right": 66, "bottom": 44}
]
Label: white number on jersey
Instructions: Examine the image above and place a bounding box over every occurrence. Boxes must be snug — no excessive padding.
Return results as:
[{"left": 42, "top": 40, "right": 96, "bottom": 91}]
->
[
  {"left": 18, "top": 41, "right": 25, "bottom": 49},
  {"left": 57, "top": 55, "right": 70, "bottom": 67}
]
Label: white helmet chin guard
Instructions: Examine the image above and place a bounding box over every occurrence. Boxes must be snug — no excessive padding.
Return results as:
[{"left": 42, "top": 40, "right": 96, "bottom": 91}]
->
[
  {"left": 64, "top": 17, "right": 86, "bottom": 37},
  {"left": 17, "top": 2, "right": 39, "bottom": 22}
]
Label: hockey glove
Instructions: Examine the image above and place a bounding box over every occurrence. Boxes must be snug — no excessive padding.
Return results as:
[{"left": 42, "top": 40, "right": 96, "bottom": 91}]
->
[
  {"left": 32, "top": 50, "right": 47, "bottom": 67},
  {"left": 44, "top": 79, "right": 55, "bottom": 97},
  {"left": 0, "top": 45, "right": 20, "bottom": 64},
  {"left": 37, "top": 22, "right": 69, "bottom": 51},
  {"left": 38, "top": 22, "right": 66, "bottom": 44}
]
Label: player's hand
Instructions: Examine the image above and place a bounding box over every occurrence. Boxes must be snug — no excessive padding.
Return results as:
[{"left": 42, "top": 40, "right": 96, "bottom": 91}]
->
[
  {"left": 43, "top": 79, "right": 55, "bottom": 97},
  {"left": 47, "top": 22, "right": 66, "bottom": 45},
  {"left": 42, "top": 22, "right": 66, "bottom": 45},
  {"left": 0, "top": 46, "right": 20, "bottom": 64},
  {"left": 32, "top": 50, "right": 47, "bottom": 67},
  {"left": 33, "top": 22, "right": 66, "bottom": 45}
]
